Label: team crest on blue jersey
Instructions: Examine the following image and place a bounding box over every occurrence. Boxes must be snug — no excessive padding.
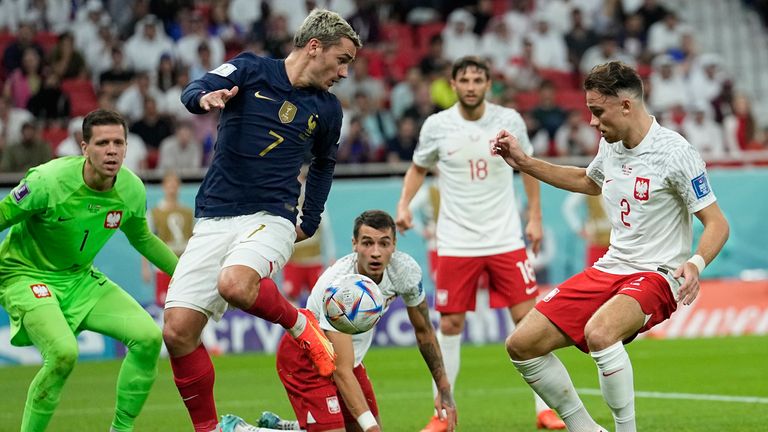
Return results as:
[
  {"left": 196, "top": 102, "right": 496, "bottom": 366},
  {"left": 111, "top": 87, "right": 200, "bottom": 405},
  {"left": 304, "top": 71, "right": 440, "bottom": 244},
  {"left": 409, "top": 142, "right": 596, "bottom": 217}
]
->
[
  {"left": 279, "top": 101, "right": 297, "bottom": 124},
  {"left": 691, "top": 173, "right": 711, "bottom": 199},
  {"left": 299, "top": 114, "right": 318, "bottom": 140},
  {"left": 12, "top": 183, "right": 30, "bottom": 203},
  {"left": 104, "top": 210, "right": 123, "bottom": 229}
]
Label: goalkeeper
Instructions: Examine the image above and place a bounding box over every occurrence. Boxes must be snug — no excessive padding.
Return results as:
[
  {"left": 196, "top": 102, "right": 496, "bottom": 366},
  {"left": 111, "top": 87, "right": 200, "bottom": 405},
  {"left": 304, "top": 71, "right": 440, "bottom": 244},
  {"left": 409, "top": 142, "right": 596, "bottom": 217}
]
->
[{"left": 0, "top": 109, "right": 178, "bottom": 432}]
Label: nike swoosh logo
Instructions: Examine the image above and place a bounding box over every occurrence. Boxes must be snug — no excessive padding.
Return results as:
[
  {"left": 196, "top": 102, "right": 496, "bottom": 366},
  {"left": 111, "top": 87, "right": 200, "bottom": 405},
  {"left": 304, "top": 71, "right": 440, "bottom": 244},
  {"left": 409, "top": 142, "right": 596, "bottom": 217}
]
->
[
  {"left": 446, "top": 148, "right": 461, "bottom": 156},
  {"left": 620, "top": 287, "right": 642, "bottom": 292},
  {"left": 525, "top": 286, "right": 538, "bottom": 295},
  {"left": 254, "top": 91, "right": 276, "bottom": 101},
  {"left": 605, "top": 179, "right": 613, "bottom": 183},
  {"left": 182, "top": 395, "right": 198, "bottom": 401},
  {"left": 57, "top": 216, "right": 74, "bottom": 222},
  {"left": 602, "top": 368, "right": 624, "bottom": 377}
]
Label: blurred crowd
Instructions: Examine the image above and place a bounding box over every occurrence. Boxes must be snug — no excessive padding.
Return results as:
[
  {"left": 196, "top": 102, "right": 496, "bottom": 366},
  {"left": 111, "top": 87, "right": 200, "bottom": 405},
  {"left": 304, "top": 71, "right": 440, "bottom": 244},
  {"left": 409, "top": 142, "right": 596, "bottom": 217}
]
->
[{"left": 0, "top": 0, "right": 767, "bottom": 175}]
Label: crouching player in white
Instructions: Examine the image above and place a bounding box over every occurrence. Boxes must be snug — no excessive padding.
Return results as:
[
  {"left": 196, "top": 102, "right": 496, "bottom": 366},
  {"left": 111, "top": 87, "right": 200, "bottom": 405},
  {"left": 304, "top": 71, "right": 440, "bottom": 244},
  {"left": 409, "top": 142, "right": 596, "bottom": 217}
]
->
[
  {"left": 220, "top": 210, "right": 457, "bottom": 432},
  {"left": 493, "top": 61, "right": 730, "bottom": 432}
]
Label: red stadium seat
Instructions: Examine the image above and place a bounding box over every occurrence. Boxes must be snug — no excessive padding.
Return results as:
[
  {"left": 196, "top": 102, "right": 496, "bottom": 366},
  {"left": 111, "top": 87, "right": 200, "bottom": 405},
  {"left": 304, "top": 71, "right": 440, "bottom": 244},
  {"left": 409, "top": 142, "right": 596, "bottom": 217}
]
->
[
  {"left": 416, "top": 22, "right": 445, "bottom": 55},
  {"left": 538, "top": 68, "right": 578, "bottom": 89},
  {"left": 61, "top": 78, "right": 98, "bottom": 117},
  {"left": 34, "top": 31, "right": 59, "bottom": 54},
  {"left": 42, "top": 125, "right": 69, "bottom": 153},
  {"left": 514, "top": 91, "right": 540, "bottom": 113}
]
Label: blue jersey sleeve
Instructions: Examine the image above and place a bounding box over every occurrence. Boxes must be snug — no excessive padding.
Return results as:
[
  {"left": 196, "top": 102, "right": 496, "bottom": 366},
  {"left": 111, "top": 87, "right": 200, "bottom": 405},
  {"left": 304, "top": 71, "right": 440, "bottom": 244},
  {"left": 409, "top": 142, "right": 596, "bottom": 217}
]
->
[
  {"left": 181, "top": 53, "right": 258, "bottom": 115},
  {"left": 300, "top": 98, "right": 342, "bottom": 237}
]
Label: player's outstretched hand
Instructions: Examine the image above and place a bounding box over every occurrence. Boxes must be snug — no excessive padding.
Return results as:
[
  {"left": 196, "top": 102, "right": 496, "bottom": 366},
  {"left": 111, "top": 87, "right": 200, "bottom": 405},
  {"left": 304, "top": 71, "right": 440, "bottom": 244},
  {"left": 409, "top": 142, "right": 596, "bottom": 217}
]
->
[
  {"left": 673, "top": 261, "right": 701, "bottom": 305},
  {"left": 435, "top": 388, "right": 457, "bottom": 432},
  {"left": 199, "top": 86, "right": 239, "bottom": 111},
  {"left": 395, "top": 204, "right": 413, "bottom": 234},
  {"left": 491, "top": 129, "right": 528, "bottom": 170}
]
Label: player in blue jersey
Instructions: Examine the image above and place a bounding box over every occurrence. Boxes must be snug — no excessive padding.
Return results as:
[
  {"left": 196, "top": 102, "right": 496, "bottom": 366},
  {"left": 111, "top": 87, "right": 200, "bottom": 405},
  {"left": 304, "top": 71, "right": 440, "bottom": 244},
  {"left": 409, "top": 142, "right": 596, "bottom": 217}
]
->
[{"left": 163, "top": 9, "right": 361, "bottom": 432}]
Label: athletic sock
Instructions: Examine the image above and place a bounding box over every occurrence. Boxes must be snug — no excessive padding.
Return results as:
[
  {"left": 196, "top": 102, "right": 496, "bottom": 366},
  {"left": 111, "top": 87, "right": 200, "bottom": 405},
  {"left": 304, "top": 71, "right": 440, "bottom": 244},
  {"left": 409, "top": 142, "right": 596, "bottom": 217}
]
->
[
  {"left": 170, "top": 345, "right": 218, "bottom": 432},
  {"left": 534, "top": 391, "right": 551, "bottom": 414},
  {"left": 245, "top": 278, "right": 301, "bottom": 334},
  {"left": 432, "top": 332, "right": 461, "bottom": 398},
  {"left": 512, "top": 353, "right": 603, "bottom": 432},
  {"left": 591, "top": 342, "right": 636, "bottom": 432}
]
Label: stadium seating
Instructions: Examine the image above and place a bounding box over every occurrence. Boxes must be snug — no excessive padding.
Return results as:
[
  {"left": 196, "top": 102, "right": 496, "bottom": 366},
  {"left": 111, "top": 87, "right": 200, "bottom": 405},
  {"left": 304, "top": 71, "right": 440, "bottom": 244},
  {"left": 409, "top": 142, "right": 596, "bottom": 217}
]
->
[{"left": 61, "top": 78, "right": 98, "bottom": 117}]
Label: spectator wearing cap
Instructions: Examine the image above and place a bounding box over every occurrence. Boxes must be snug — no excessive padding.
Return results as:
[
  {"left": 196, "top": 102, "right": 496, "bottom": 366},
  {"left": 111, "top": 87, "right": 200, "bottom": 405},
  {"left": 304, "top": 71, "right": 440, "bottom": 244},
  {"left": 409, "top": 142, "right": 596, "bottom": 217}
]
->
[
  {"left": 442, "top": 9, "right": 480, "bottom": 62},
  {"left": 0, "top": 121, "right": 51, "bottom": 173},
  {"left": 124, "top": 15, "right": 176, "bottom": 73}
]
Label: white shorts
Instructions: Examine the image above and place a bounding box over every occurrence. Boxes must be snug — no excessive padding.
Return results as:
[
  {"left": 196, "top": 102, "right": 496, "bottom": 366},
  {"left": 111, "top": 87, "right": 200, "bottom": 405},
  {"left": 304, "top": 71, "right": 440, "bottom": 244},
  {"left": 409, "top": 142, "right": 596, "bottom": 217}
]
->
[{"left": 165, "top": 212, "right": 296, "bottom": 321}]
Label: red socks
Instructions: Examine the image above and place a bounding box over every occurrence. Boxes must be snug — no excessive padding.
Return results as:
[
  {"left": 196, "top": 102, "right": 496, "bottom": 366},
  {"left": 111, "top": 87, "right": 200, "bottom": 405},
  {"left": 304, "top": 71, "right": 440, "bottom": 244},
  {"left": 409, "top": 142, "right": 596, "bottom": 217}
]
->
[
  {"left": 170, "top": 345, "right": 218, "bottom": 432},
  {"left": 245, "top": 277, "right": 299, "bottom": 329}
]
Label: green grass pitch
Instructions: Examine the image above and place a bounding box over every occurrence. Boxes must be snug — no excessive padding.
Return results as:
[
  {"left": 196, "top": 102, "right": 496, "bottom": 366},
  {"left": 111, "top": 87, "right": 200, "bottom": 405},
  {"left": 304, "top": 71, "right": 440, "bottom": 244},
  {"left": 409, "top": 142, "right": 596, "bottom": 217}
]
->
[{"left": 0, "top": 336, "right": 766, "bottom": 431}]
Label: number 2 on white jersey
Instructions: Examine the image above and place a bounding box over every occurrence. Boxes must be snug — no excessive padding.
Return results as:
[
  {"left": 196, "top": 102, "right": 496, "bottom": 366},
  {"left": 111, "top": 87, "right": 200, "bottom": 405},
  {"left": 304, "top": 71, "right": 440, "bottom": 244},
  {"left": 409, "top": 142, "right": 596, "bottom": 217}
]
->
[{"left": 620, "top": 198, "right": 631, "bottom": 227}]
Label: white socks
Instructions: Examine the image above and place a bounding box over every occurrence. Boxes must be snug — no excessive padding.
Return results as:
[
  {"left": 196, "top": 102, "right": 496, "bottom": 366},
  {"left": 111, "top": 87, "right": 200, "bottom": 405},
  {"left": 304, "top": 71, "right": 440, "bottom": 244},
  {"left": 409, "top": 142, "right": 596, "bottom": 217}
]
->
[
  {"left": 287, "top": 312, "right": 307, "bottom": 338},
  {"left": 433, "top": 332, "right": 461, "bottom": 398},
  {"left": 591, "top": 342, "right": 636, "bottom": 432},
  {"left": 511, "top": 353, "right": 604, "bottom": 432}
]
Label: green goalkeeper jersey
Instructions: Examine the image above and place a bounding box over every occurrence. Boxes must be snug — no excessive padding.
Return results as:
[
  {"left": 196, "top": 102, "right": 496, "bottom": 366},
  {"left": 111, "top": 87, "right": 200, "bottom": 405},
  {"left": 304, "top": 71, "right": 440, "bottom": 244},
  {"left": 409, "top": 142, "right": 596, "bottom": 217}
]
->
[{"left": 0, "top": 156, "right": 177, "bottom": 278}]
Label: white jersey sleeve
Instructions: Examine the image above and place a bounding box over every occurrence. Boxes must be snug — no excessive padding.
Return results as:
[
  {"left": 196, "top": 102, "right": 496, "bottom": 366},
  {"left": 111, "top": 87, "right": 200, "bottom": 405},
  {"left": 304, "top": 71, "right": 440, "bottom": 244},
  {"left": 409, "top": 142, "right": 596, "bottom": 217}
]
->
[
  {"left": 586, "top": 139, "right": 608, "bottom": 186},
  {"left": 664, "top": 144, "right": 717, "bottom": 213},
  {"left": 412, "top": 115, "right": 443, "bottom": 169}
]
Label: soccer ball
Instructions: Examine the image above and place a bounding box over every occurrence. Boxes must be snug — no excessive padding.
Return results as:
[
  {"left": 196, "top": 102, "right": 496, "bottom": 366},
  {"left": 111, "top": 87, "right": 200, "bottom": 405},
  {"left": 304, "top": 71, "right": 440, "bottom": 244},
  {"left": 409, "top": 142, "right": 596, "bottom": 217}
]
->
[{"left": 323, "top": 274, "right": 384, "bottom": 334}]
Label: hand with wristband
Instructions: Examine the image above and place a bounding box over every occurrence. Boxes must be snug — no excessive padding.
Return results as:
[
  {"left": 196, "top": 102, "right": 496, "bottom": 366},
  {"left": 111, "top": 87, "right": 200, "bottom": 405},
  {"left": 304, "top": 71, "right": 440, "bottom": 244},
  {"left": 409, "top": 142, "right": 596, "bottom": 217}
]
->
[{"left": 673, "top": 253, "right": 707, "bottom": 305}]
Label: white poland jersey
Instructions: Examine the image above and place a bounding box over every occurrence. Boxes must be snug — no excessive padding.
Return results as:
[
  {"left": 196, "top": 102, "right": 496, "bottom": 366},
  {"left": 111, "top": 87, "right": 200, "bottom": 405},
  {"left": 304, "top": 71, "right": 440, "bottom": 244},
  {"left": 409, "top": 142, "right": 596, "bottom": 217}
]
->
[
  {"left": 586, "top": 118, "right": 717, "bottom": 274},
  {"left": 412, "top": 102, "right": 533, "bottom": 257},
  {"left": 306, "top": 251, "right": 425, "bottom": 367}
]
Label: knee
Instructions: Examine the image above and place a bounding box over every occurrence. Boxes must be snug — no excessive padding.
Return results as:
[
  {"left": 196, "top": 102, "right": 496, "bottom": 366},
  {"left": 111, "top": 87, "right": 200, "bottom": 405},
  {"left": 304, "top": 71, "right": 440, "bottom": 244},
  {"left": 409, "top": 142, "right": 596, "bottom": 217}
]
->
[
  {"left": 47, "top": 341, "right": 79, "bottom": 377},
  {"left": 217, "top": 269, "right": 258, "bottom": 308},
  {"left": 163, "top": 319, "right": 196, "bottom": 353},
  {"left": 584, "top": 323, "right": 617, "bottom": 352},
  {"left": 505, "top": 332, "right": 534, "bottom": 361},
  {"left": 131, "top": 323, "right": 163, "bottom": 359},
  {"left": 439, "top": 315, "right": 464, "bottom": 335}
]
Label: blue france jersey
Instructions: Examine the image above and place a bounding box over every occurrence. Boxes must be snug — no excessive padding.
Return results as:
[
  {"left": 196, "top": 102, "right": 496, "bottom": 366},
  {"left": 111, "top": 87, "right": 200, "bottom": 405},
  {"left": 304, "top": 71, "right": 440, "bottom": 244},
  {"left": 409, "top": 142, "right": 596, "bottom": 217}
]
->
[{"left": 181, "top": 53, "right": 342, "bottom": 236}]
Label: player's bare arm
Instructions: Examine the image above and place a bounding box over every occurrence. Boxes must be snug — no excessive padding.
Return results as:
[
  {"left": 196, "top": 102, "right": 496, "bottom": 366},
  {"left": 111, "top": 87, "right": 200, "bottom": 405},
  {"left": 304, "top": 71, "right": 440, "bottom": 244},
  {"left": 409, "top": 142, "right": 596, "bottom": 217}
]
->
[
  {"left": 198, "top": 86, "right": 239, "bottom": 111},
  {"left": 327, "top": 331, "right": 381, "bottom": 432},
  {"left": 674, "top": 202, "right": 729, "bottom": 305},
  {"left": 407, "top": 300, "right": 458, "bottom": 432},
  {"left": 521, "top": 172, "right": 543, "bottom": 255},
  {"left": 395, "top": 163, "right": 429, "bottom": 233},
  {"left": 493, "top": 129, "right": 601, "bottom": 195}
]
